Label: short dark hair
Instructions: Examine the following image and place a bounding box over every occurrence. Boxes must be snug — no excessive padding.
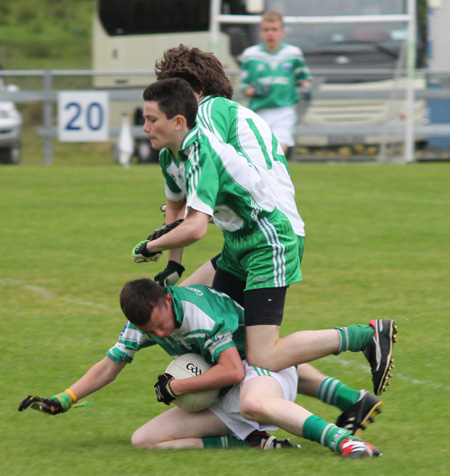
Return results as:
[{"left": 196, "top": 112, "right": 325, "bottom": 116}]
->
[
  {"left": 143, "top": 77, "right": 198, "bottom": 130},
  {"left": 155, "top": 44, "right": 233, "bottom": 100},
  {"left": 120, "top": 278, "right": 166, "bottom": 327}
]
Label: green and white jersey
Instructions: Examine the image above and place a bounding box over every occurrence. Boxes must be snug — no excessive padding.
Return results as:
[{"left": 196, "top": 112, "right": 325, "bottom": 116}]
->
[
  {"left": 162, "top": 96, "right": 305, "bottom": 236},
  {"left": 160, "top": 125, "right": 286, "bottom": 233},
  {"left": 107, "top": 285, "right": 246, "bottom": 365},
  {"left": 241, "top": 43, "right": 311, "bottom": 111}
]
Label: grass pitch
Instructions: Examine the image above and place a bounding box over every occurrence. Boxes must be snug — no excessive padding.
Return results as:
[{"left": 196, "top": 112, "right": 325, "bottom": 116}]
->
[{"left": 1, "top": 162, "right": 449, "bottom": 476}]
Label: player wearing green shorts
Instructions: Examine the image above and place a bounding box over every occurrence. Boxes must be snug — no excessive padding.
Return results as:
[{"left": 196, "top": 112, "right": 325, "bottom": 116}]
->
[{"left": 132, "top": 77, "right": 397, "bottom": 402}]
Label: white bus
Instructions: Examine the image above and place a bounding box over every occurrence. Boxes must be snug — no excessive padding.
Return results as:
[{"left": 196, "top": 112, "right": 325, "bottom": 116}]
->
[
  {"left": 92, "top": 0, "right": 427, "bottom": 157},
  {"left": 92, "top": 0, "right": 247, "bottom": 88}
]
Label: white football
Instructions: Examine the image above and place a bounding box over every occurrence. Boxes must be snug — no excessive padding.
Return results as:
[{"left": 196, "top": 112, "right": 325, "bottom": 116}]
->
[{"left": 165, "top": 353, "right": 220, "bottom": 412}]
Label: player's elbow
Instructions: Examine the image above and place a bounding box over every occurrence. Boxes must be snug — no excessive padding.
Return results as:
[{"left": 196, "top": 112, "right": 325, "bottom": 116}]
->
[
  {"left": 188, "top": 224, "right": 207, "bottom": 242},
  {"left": 184, "top": 210, "right": 209, "bottom": 242},
  {"left": 231, "top": 365, "right": 246, "bottom": 384}
]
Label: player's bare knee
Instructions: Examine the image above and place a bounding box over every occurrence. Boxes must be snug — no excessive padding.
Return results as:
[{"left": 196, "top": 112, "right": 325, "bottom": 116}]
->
[
  {"left": 131, "top": 429, "right": 145, "bottom": 448},
  {"left": 240, "top": 393, "right": 269, "bottom": 422},
  {"left": 131, "top": 428, "right": 157, "bottom": 449}
]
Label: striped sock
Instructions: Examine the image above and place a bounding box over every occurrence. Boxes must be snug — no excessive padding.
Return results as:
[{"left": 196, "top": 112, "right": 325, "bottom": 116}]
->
[
  {"left": 202, "top": 435, "right": 250, "bottom": 449},
  {"left": 334, "top": 324, "right": 375, "bottom": 354},
  {"left": 317, "top": 377, "right": 360, "bottom": 412},
  {"left": 303, "top": 415, "right": 351, "bottom": 453}
]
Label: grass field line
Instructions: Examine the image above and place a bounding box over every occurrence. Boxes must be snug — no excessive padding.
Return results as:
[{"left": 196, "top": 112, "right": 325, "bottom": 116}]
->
[
  {"left": 333, "top": 357, "right": 450, "bottom": 393},
  {"left": 300, "top": 184, "right": 450, "bottom": 206},
  {"left": 4, "top": 277, "right": 448, "bottom": 393},
  {"left": 1, "top": 278, "right": 114, "bottom": 311}
]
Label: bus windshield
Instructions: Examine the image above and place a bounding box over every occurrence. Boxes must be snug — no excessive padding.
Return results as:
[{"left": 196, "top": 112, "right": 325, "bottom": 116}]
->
[
  {"left": 266, "top": 0, "right": 408, "bottom": 71},
  {"left": 98, "top": 0, "right": 247, "bottom": 36},
  {"left": 98, "top": 0, "right": 210, "bottom": 35}
]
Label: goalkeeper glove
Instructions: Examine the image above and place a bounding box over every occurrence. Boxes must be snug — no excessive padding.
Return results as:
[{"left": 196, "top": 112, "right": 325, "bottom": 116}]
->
[
  {"left": 154, "top": 373, "right": 177, "bottom": 405},
  {"left": 132, "top": 241, "right": 162, "bottom": 263},
  {"left": 18, "top": 390, "right": 86, "bottom": 415},
  {"left": 147, "top": 219, "right": 184, "bottom": 241},
  {"left": 154, "top": 261, "right": 185, "bottom": 286}
]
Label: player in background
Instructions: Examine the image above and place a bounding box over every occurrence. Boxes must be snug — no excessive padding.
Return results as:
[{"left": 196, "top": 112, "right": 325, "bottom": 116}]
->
[
  {"left": 241, "top": 11, "right": 312, "bottom": 157},
  {"left": 19, "top": 279, "right": 381, "bottom": 457}
]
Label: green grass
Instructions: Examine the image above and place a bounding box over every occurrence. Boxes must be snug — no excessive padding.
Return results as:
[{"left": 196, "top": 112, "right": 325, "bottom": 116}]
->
[
  {"left": 0, "top": 0, "right": 93, "bottom": 70},
  {"left": 1, "top": 162, "right": 449, "bottom": 476}
]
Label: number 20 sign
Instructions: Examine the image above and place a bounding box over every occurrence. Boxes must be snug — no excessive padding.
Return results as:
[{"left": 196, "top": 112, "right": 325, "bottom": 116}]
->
[{"left": 58, "top": 91, "right": 109, "bottom": 142}]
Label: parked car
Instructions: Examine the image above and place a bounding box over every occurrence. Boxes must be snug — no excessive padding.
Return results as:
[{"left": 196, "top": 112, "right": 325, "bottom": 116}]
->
[{"left": 0, "top": 81, "right": 22, "bottom": 164}]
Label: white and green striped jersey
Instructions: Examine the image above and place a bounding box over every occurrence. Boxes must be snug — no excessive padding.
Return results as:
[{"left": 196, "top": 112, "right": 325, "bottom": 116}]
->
[
  {"left": 107, "top": 285, "right": 246, "bottom": 365},
  {"left": 162, "top": 96, "right": 305, "bottom": 236},
  {"left": 161, "top": 125, "right": 284, "bottom": 233},
  {"left": 240, "top": 43, "right": 311, "bottom": 111}
]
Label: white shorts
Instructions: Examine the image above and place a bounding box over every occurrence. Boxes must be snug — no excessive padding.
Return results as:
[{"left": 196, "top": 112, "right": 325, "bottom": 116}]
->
[
  {"left": 208, "top": 360, "right": 298, "bottom": 440},
  {"left": 256, "top": 106, "right": 297, "bottom": 147}
]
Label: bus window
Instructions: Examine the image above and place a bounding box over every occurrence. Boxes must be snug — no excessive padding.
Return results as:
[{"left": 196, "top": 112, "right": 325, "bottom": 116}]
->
[{"left": 98, "top": 0, "right": 210, "bottom": 36}]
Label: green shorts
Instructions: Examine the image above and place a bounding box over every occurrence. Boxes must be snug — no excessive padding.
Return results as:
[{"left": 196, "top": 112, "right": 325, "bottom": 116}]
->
[{"left": 217, "top": 209, "right": 304, "bottom": 292}]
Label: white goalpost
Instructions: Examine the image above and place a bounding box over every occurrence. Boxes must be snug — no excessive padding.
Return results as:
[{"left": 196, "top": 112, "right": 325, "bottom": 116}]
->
[{"left": 209, "top": 0, "right": 418, "bottom": 162}]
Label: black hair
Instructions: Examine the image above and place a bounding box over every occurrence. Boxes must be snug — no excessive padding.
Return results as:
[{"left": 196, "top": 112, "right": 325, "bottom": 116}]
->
[
  {"left": 143, "top": 78, "right": 198, "bottom": 130},
  {"left": 120, "top": 278, "right": 167, "bottom": 326}
]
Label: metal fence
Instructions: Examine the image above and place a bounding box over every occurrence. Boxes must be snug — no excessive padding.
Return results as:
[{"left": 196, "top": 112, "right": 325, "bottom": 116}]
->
[{"left": 1, "top": 68, "right": 449, "bottom": 164}]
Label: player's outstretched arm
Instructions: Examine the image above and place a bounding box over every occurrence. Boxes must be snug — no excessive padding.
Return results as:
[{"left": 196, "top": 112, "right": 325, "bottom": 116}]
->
[{"left": 18, "top": 357, "right": 127, "bottom": 415}]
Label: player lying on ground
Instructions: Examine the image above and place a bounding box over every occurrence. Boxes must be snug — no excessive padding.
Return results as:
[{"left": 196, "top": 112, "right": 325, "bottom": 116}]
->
[{"left": 19, "top": 279, "right": 380, "bottom": 457}]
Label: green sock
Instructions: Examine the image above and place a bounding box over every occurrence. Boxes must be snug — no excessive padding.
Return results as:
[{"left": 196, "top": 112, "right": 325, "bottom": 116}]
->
[
  {"left": 317, "top": 377, "right": 361, "bottom": 412},
  {"left": 202, "top": 435, "right": 250, "bottom": 449},
  {"left": 334, "top": 324, "right": 374, "bottom": 354},
  {"left": 303, "top": 415, "right": 352, "bottom": 453}
]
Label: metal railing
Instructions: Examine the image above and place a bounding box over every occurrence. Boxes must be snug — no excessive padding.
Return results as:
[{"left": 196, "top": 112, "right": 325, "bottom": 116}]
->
[{"left": 1, "top": 68, "right": 449, "bottom": 164}]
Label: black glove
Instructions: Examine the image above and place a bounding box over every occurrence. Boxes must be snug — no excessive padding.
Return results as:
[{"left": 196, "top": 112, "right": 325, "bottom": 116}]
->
[
  {"left": 154, "top": 373, "right": 177, "bottom": 405},
  {"left": 253, "top": 82, "right": 271, "bottom": 98},
  {"left": 147, "top": 219, "right": 184, "bottom": 241},
  {"left": 18, "top": 395, "right": 66, "bottom": 415},
  {"left": 154, "top": 260, "right": 185, "bottom": 286},
  {"left": 132, "top": 241, "right": 162, "bottom": 263}
]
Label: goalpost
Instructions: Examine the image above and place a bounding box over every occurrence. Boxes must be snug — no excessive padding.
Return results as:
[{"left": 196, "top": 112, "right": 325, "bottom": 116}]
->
[{"left": 209, "top": 0, "right": 417, "bottom": 162}]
